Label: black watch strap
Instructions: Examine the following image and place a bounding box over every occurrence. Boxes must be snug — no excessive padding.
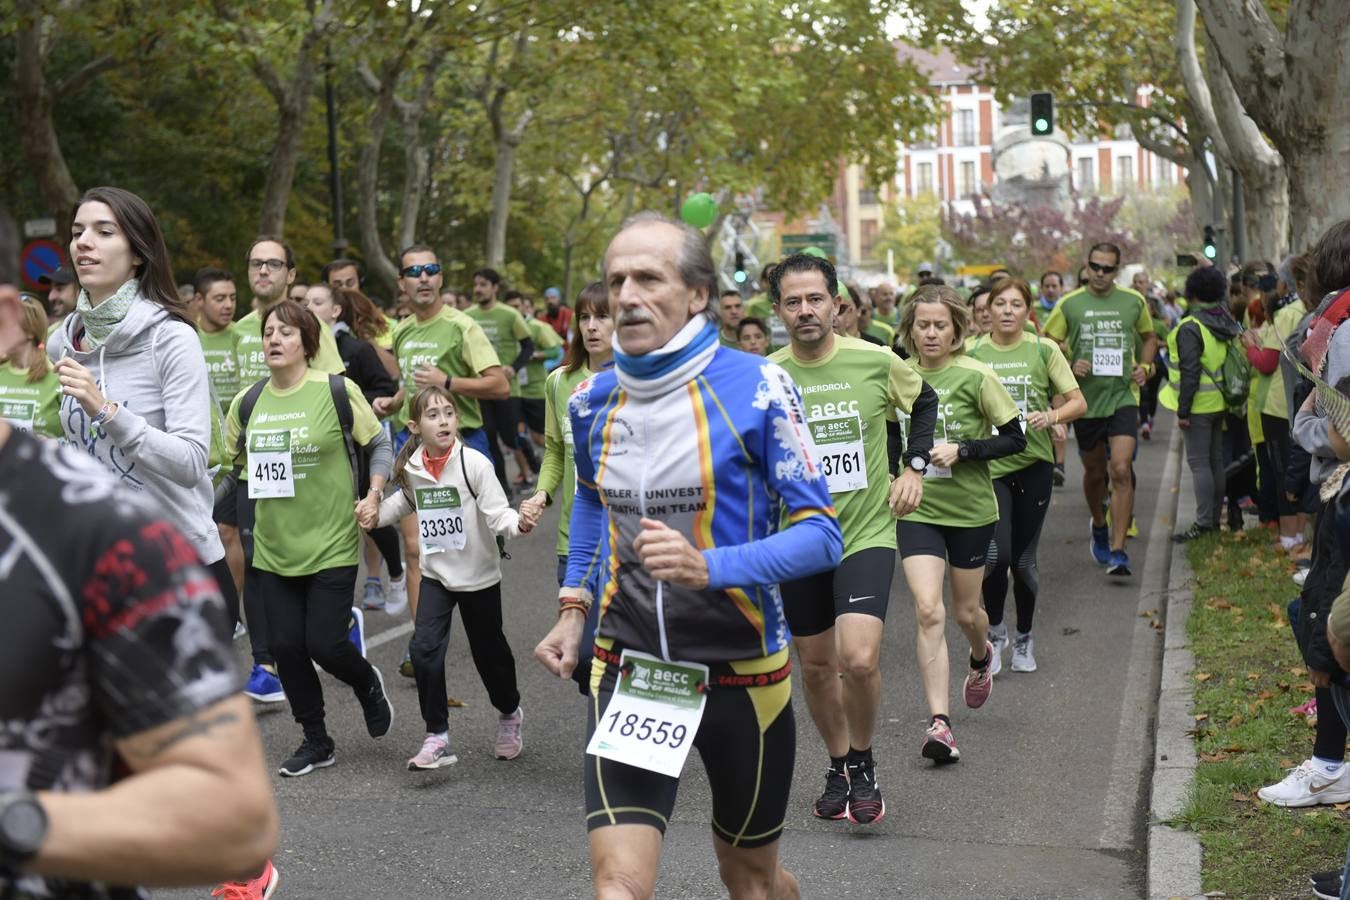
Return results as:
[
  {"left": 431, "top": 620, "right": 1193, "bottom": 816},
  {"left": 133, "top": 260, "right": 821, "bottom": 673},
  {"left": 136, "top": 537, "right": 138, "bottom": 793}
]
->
[{"left": 0, "top": 791, "right": 47, "bottom": 868}]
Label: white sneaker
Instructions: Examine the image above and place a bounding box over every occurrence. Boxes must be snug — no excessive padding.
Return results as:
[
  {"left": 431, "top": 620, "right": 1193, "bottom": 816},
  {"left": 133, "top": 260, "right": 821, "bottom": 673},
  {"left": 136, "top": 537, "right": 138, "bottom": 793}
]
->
[
  {"left": 1010, "top": 633, "right": 1037, "bottom": 672},
  {"left": 385, "top": 574, "right": 409, "bottom": 617},
  {"left": 987, "top": 627, "right": 1008, "bottom": 677},
  {"left": 1257, "top": 759, "right": 1350, "bottom": 807}
]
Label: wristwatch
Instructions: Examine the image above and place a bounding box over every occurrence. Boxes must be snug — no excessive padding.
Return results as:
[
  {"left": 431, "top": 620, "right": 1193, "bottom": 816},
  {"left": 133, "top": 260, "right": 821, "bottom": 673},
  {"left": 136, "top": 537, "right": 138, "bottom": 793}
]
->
[
  {"left": 906, "top": 455, "right": 927, "bottom": 475},
  {"left": 957, "top": 442, "right": 971, "bottom": 461},
  {"left": 0, "top": 791, "right": 47, "bottom": 868}
]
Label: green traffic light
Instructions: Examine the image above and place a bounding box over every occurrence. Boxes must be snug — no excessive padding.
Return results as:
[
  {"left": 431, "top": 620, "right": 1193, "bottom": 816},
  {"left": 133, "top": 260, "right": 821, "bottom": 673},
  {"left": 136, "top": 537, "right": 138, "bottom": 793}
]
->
[
  {"left": 1204, "top": 245, "right": 1217, "bottom": 259},
  {"left": 734, "top": 271, "right": 747, "bottom": 284},
  {"left": 1034, "top": 117, "right": 1049, "bottom": 134}
]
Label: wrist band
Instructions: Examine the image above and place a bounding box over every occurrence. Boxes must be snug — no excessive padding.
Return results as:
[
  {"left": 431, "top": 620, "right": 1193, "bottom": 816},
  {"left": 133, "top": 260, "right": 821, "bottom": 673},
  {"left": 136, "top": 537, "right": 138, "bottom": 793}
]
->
[{"left": 92, "top": 402, "right": 116, "bottom": 426}]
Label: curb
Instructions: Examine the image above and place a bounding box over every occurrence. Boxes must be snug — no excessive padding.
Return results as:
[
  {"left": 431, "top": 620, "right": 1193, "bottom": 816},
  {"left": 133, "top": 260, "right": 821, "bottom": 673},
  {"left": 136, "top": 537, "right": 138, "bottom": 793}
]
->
[{"left": 1148, "top": 424, "right": 1204, "bottom": 900}]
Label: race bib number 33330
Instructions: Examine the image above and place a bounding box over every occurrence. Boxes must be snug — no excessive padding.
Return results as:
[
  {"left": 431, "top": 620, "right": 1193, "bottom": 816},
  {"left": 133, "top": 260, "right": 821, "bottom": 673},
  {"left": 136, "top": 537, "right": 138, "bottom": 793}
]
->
[
  {"left": 586, "top": 650, "right": 708, "bottom": 778},
  {"left": 416, "top": 486, "right": 467, "bottom": 554}
]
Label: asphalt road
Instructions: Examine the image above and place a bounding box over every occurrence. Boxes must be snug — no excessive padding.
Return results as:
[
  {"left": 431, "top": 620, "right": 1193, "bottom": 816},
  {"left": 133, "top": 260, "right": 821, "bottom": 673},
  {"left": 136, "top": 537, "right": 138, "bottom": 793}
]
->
[{"left": 168, "top": 418, "right": 1180, "bottom": 900}]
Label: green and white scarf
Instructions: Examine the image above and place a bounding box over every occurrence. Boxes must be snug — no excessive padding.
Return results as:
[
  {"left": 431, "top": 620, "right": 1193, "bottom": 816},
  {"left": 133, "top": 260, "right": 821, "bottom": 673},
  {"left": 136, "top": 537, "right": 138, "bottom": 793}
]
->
[{"left": 74, "top": 277, "right": 140, "bottom": 350}]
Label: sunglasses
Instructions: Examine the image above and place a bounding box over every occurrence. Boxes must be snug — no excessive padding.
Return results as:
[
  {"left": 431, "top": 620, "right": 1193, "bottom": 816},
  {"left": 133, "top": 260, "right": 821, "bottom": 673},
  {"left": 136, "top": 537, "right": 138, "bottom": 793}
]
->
[
  {"left": 1087, "top": 262, "right": 1118, "bottom": 274},
  {"left": 401, "top": 263, "right": 442, "bottom": 278}
]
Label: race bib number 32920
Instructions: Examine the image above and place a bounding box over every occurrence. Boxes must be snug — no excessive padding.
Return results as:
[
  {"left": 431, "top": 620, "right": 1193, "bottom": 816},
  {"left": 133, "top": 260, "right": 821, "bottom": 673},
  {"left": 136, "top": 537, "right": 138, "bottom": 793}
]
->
[{"left": 586, "top": 650, "right": 708, "bottom": 778}]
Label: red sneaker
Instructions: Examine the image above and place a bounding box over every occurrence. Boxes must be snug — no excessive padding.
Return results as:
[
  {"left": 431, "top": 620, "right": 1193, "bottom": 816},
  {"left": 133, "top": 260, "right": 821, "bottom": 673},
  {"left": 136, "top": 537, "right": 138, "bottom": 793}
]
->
[
  {"left": 963, "top": 641, "right": 995, "bottom": 708},
  {"left": 212, "top": 859, "right": 279, "bottom": 899}
]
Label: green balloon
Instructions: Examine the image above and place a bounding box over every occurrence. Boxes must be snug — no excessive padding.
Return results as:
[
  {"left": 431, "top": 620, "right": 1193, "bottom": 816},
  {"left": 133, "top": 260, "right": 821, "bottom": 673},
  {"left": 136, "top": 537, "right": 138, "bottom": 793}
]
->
[
  {"left": 680, "top": 192, "right": 718, "bottom": 228},
  {"left": 802, "top": 246, "right": 828, "bottom": 259}
]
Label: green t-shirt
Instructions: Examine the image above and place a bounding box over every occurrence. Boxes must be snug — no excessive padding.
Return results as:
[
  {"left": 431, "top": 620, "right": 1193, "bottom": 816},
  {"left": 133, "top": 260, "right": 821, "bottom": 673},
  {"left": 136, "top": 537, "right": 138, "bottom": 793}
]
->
[
  {"left": 391, "top": 307, "right": 501, "bottom": 433},
  {"left": 1042, "top": 286, "right": 1154, "bottom": 418},
  {"left": 198, "top": 324, "right": 239, "bottom": 412},
  {"left": 1262, "top": 299, "right": 1306, "bottom": 420},
  {"left": 234, "top": 308, "right": 345, "bottom": 385},
  {"left": 466, "top": 302, "right": 532, "bottom": 398},
  {"left": 968, "top": 332, "right": 1079, "bottom": 477},
  {"left": 864, "top": 319, "right": 896, "bottom": 346},
  {"left": 521, "top": 317, "right": 563, "bottom": 401},
  {"left": 769, "top": 336, "right": 924, "bottom": 557},
  {"left": 719, "top": 330, "right": 740, "bottom": 349},
  {"left": 224, "top": 370, "right": 381, "bottom": 576},
  {"left": 0, "top": 361, "right": 62, "bottom": 439},
  {"left": 541, "top": 364, "right": 595, "bottom": 556},
  {"left": 744, "top": 297, "right": 790, "bottom": 351},
  {"left": 875, "top": 307, "right": 899, "bottom": 329},
  {"left": 901, "top": 355, "right": 1020, "bottom": 528}
]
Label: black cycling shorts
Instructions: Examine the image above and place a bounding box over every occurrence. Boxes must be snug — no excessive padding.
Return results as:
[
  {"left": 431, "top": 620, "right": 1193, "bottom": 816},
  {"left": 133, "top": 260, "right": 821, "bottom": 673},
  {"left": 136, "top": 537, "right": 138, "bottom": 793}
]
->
[
  {"left": 212, "top": 478, "right": 256, "bottom": 563},
  {"left": 780, "top": 546, "right": 895, "bottom": 637},
  {"left": 897, "top": 519, "right": 995, "bottom": 569},
  {"left": 1074, "top": 405, "right": 1139, "bottom": 453},
  {"left": 521, "top": 397, "right": 546, "bottom": 436},
  {"left": 584, "top": 641, "right": 795, "bottom": 848}
]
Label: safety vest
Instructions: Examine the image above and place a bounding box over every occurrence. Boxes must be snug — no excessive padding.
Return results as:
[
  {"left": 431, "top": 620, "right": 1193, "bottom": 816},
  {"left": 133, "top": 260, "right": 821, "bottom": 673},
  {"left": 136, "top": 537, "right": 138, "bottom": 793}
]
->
[{"left": 1160, "top": 313, "right": 1226, "bottom": 414}]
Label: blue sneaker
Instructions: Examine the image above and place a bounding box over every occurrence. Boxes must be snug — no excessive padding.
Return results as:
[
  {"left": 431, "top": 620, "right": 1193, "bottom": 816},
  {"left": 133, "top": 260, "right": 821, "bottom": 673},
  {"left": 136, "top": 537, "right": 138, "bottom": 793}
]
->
[
  {"left": 1090, "top": 521, "right": 1110, "bottom": 565},
  {"left": 349, "top": 608, "right": 366, "bottom": 658},
  {"left": 1107, "top": 550, "right": 1131, "bottom": 577},
  {"left": 244, "top": 664, "right": 286, "bottom": 703}
]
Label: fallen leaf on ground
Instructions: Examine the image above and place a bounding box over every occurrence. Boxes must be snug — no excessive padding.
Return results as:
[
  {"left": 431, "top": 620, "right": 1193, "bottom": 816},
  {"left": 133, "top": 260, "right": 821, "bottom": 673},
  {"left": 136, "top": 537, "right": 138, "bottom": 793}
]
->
[
  {"left": 1194, "top": 714, "right": 1209, "bottom": 721},
  {"left": 1195, "top": 672, "right": 1213, "bottom": 682}
]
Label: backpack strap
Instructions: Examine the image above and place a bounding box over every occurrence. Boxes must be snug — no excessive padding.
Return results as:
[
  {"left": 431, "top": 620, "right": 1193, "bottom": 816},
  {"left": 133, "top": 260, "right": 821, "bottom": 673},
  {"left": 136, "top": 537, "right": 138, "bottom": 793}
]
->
[
  {"left": 457, "top": 444, "right": 508, "bottom": 559},
  {"left": 328, "top": 374, "right": 368, "bottom": 500}
]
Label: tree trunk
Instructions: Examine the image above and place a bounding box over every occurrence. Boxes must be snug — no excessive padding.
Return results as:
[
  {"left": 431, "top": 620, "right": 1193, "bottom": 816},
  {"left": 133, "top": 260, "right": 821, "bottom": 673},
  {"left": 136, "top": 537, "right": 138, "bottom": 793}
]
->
[
  {"left": 486, "top": 135, "right": 520, "bottom": 268},
  {"left": 258, "top": 86, "right": 314, "bottom": 236},
  {"left": 1285, "top": 137, "right": 1350, "bottom": 253},
  {"left": 13, "top": 9, "right": 81, "bottom": 232},
  {"left": 396, "top": 68, "right": 436, "bottom": 252},
  {"left": 357, "top": 68, "right": 401, "bottom": 302}
]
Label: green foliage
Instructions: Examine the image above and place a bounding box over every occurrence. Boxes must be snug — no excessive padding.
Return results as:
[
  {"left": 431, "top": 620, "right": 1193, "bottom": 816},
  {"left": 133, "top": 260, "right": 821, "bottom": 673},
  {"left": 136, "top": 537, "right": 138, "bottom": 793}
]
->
[
  {"left": 871, "top": 193, "right": 942, "bottom": 282},
  {"left": 1181, "top": 529, "right": 1350, "bottom": 899}
]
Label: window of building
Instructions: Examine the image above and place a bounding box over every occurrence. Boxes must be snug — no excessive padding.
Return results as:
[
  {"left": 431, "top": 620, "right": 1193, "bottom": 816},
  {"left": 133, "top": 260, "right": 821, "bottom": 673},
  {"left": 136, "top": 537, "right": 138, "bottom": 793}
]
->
[
  {"left": 1116, "top": 155, "right": 1135, "bottom": 191},
  {"left": 956, "top": 109, "right": 976, "bottom": 147},
  {"left": 959, "top": 160, "right": 976, "bottom": 197},
  {"left": 1077, "top": 157, "right": 1095, "bottom": 192},
  {"left": 859, "top": 188, "right": 878, "bottom": 206},
  {"left": 1158, "top": 161, "right": 1173, "bottom": 184},
  {"left": 916, "top": 162, "right": 934, "bottom": 195},
  {"left": 860, "top": 219, "right": 878, "bottom": 261}
]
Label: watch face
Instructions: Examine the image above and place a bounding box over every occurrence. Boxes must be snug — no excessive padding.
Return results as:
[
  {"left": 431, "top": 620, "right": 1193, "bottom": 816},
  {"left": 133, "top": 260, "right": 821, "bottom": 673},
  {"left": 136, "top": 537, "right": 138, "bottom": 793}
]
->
[
  {"left": 910, "top": 457, "right": 924, "bottom": 470},
  {"left": 2, "top": 798, "right": 45, "bottom": 854}
]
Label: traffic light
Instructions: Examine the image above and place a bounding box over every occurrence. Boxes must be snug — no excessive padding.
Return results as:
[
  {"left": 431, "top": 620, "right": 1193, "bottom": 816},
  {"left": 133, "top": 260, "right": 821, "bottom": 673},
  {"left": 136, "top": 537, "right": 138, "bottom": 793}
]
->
[
  {"left": 1030, "top": 92, "right": 1053, "bottom": 136},
  {"left": 1203, "top": 225, "right": 1218, "bottom": 260},
  {"left": 734, "top": 251, "right": 748, "bottom": 284}
]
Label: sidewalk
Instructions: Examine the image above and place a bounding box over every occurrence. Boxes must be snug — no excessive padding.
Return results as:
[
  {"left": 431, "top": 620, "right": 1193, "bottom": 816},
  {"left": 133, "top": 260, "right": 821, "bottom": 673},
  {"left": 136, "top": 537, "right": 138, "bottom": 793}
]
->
[{"left": 1148, "top": 424, "right": 1204, "bottom": 900}]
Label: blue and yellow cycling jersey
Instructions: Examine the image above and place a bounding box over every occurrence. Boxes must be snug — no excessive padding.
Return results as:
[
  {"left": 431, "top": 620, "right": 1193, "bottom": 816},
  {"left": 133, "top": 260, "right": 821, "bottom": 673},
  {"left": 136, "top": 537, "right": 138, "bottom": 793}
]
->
[{"left": 564, "top": 316, "right": 842, "bottom": 664}]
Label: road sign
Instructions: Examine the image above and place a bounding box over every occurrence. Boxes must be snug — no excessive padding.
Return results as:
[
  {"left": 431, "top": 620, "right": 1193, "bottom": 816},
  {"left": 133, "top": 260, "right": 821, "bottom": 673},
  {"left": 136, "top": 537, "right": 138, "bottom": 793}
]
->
[
  {"left": 957, "top": 264, "right": 1004, "bottom": 277},
  {"left": 23, "top": 218, "right": 56, "bottom": 239},
  {"left": 781, "top": 232, "right": 837, "bottom": 258},
  {"left": 20, "top": 240, "right": 63, "bottom": 291}
]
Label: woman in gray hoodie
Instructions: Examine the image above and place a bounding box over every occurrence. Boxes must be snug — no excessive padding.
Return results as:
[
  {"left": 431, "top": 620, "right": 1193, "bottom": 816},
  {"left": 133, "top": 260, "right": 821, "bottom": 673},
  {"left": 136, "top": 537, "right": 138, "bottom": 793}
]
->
[{"left": 48, "top": 187, "right": 234, "bottom": 627}]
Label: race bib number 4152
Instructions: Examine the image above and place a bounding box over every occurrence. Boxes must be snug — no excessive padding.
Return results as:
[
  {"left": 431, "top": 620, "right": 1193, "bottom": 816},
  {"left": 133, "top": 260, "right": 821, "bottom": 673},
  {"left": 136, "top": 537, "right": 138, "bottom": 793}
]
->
[
  {"left": 248, "top": 430, "right": 295, "bottom": 498},
  {"left": 586, "top": 650, "right": 708, "bottom": 778},
  {"left": 0, "top": 399, "right": 35, "bottom": 433}
]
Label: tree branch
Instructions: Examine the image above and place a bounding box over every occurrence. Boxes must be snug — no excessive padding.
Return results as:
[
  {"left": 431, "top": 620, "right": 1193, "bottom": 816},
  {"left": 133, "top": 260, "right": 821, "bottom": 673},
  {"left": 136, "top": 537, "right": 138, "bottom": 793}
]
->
[
  {"left": 1173, "top": 0, "right": 1231, "bottom": 162},
  {"left": 1192, "top": 0, "right": 1284, "bottom": 126},
  {"left": 53, "top": 54, "right": 117, "bottom": 99}
]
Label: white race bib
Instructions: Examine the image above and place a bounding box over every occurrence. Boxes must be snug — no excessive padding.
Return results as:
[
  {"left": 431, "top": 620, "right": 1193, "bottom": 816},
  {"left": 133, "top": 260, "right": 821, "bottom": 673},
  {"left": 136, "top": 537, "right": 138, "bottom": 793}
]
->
[
  {"left": 0, "top": 399, "right": 36, "bottom": 434},
  {"left": 809, "top": 414, "right": 867, "bottom": 493},
  {"left": 416, "top": 486, "right": 467, "bottom": 554},
  {"left": 247, "top": 430, "right": 295, "bottom": 498},
  {"left": 1091, "top": 335, "right": 1124, "bottom": 377},
  {"left": 586, "top": 650, "right": 708, "bottom": 778},
  {"left": 517, "top": 366, "right": 530, "bottom": 387},
  {"left": 768, "top": 314, "right": 789, "bottom": 348}
]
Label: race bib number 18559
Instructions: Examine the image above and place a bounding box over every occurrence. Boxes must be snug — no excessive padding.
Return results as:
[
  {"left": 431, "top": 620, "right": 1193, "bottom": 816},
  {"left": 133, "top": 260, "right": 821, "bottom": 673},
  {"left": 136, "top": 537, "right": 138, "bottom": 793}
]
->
[{"left": 586, "top": 650, "right": 708, "bottom": 778}]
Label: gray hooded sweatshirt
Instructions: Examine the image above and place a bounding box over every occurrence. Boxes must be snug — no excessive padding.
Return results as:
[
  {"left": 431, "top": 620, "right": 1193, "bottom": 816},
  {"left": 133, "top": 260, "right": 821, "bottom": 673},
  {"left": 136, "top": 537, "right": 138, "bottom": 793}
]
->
[{"left": 48, "top": 295, "right": 224, "bottom": 564}]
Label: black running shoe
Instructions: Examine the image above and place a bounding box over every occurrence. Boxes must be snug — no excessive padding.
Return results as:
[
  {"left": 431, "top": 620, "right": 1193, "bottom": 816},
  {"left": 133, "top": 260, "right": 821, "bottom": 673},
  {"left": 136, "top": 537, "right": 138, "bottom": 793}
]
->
[
  {"left": 812, "top": 763, "right": 849, "bottom": 820},
  {"left": 845, "top": 758, "right": 885, "bottom": 825},
  {"left": 358, "top": 666, "right": 395, "bottom": 738},
  {"left": 1171, "top": 523, "right": 1216, "bottom": 544},
  {"left": 278, "top": 736, "right": 335, "bottom": 777},
  {"left": 1052, "top": 464, "right": 1065, "bottom": 487}
]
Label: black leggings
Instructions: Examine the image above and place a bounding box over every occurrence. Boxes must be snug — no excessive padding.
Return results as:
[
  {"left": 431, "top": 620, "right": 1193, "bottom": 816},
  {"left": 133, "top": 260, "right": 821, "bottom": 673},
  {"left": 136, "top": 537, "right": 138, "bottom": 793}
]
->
[
  {"left": 409, "top": 579, "right": 520, "bottom": 735},
  {"left": 480, "top": 398, "right": 538, "bottom": 490},
  {"left": 260, "top": 565, "right": 377, "bottom": 739},
  {"left": 208, "top": 556, "right": 240, "bottom": 642},
  {"left": 983, "top": 460, "right": 1054, "bottom": 634},
  {"left": 1313, "top": 685, "right": 1348, "bottom": 762},
  {"left": 367, "top": 525, "right": 404, "bottom": 578}
]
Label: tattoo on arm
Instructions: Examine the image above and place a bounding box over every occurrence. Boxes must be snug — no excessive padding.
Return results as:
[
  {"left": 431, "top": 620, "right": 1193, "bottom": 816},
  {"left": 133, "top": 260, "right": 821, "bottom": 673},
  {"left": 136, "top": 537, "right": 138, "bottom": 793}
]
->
[{"left": 129, "top": 709, "right": 241, "bottom": 758}]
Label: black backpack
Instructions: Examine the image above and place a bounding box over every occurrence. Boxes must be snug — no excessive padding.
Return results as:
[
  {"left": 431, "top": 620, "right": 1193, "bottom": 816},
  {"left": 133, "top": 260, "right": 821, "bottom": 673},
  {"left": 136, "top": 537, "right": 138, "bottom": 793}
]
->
[{"left": 219, "top": 374, "right": 369, "bottom": 501}]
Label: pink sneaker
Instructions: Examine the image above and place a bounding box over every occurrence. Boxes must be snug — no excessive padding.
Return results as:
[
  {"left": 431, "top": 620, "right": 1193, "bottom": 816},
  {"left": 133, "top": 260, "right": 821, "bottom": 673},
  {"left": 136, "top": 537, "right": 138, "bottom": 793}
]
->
[
  {"left": 212, "top": 859, "right": 279, "bottom": 899},
  {"left": 1291, "top": 697, "right": 1317, "bottom": 717},
  {"left": 963, "top": 641, "right": 995, "bottom": 709},
  {"left": 495, "top": 707, "right": 523, "bottom": 759},
  {"left": 407, "top": 733, "right": 458, "bottom": 771},
  {"left": 921, "top": 718, "right": 960, "bottom": 764}
]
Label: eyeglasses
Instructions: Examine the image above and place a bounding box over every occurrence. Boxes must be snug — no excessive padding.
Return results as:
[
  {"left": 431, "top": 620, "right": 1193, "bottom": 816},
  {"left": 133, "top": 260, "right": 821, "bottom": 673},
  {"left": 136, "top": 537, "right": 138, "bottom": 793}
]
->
[
  {"left": 1087, "top": 262, "right": 1118, "bottom": 274},
  {"left": 401, "top": 263, "right": 442, "bottom": 278},
  {"left": 248, "top": 258, "right": 286, "bottom": 272},
  {"left": 778, "top": 295, "right": 832, "bottom": 313}
]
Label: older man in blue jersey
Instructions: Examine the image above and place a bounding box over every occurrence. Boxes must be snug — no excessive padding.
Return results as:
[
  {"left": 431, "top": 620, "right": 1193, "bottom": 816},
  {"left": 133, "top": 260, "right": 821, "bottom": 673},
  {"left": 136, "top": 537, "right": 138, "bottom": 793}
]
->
[{"left": 535, "top": 211, "right": 841, "bottom": 900}]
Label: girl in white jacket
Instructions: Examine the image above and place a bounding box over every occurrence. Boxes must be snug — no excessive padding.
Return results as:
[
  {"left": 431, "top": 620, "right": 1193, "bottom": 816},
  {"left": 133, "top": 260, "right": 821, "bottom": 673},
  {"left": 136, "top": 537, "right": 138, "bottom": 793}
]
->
[{"left": 361, "top": 385, "right": 540, "bottom": 770}]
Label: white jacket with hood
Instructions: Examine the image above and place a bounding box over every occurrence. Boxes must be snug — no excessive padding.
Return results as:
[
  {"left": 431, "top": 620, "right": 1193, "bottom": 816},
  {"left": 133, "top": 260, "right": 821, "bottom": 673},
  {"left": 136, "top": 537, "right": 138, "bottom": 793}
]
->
[
  {"left": 48, "top": 294, "right": 224, "bottom": 564},
  {"left": 377, "top": 441, "right": 520, "bottom": 592}
]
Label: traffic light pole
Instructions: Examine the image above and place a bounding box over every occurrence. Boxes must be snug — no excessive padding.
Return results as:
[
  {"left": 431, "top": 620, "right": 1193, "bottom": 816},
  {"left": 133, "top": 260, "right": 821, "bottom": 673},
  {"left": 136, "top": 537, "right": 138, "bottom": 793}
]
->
[{"left": 1231, "top": 169, "right": 1245, "bottom": 264}]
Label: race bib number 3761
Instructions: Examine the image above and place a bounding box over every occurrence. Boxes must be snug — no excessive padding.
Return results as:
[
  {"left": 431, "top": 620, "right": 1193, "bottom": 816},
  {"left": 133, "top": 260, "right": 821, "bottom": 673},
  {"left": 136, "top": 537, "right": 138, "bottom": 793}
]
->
[{"left": 586, "top": 650, "right": 708, "bottom": 778}]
